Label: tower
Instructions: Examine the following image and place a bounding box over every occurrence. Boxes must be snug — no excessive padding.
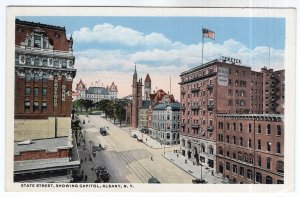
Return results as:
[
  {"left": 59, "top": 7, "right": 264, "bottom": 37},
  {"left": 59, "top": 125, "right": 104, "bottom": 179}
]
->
[
  {"left": 144, "top": 73, "right": 151, "bottom": 100},
  {"left": 131, "top": 65, "right": 143, "bottom": 128}
]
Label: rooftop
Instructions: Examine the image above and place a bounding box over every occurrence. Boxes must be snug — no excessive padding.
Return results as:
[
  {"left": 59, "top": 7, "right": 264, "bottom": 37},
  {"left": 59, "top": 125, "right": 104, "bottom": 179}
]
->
[
  {"left": 153, "top": 102, "right": 181, "bottom": 110},
  {"left": 86, "top": 87, "right": 109, "bottom": 95},
  {"left": 16, "top": 19, "right": 66, "bottom": 32},
  {"left": 14, "top": 136, "right": 72, "bottom": 155}
]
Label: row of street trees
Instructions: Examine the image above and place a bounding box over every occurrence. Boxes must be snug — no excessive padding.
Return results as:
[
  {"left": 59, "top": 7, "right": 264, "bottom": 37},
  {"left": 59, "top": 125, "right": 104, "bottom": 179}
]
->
[{"left": 72, "top": 99, "right": 128, "bottom": 126}]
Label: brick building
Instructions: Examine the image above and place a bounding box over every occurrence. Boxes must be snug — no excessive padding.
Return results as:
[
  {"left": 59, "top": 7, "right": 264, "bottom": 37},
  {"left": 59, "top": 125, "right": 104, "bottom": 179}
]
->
[
  {"left": 179, "top": 56, "right": 284, "bottom": 184},
  {"left": 14, "top": 19, "right": 79, "bottom": 182},
  {"left": 215, "top": 114, "right": 284, "bottom": 184}
]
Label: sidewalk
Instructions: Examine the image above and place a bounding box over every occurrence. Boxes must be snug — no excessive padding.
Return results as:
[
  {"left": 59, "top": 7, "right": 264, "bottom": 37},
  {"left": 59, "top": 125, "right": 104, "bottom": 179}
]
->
[
  {"left": 122, "top": 127, "right": 175, "bottom": 149},
  {"left": 163, "top": 151, "right": 230, "bottom": 184}
]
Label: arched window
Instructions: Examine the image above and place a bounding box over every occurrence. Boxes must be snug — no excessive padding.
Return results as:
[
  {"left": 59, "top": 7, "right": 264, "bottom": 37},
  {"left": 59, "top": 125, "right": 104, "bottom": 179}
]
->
[
  {"left": 248, "top": 123, "right": 252, "bottom": 132},
  {"left": 239, "top": 137, "right": 243, "bottom": 146},
  {"left": 187, "top": 141, "right": 191, "bottom": 149},
  {"left": 239, "top": 123, "right": 243, "bottom": 132},
  {"left": 244, "top": 153, "right": 248, "bottom": 162},
  {"left": 226, "top": 135, "right": 229, "bottom": 143},
  {"left": 267, "top": 124, "right": 271, "bottom": 135},
  {"left": 25, "top": 73, "right": 31, "bottom": 83},
  {"left": 249, "top": 154, "right": 253, "bottom": 164},
  {"left": 34, "top": 73, "right": 39, "bottom": 82},
  {"left": 276, "top": 142, "right": 281, "bottom": 154},
  {"left": 266, "top": 176, "right": 273, "bottom": 184},
  {"left": 256, "top": 172, "right": 262, "bottom": 183},
  {"left": 276, "top": 161, "right": 284, "bottom": 173},
  {"left": 233, "top": 136, "right": 236, "bottom": 144},
  {"left": 209, "top": 146, "right": 214, "bottom": 155},
  {"left": 257, "top": 139, "right": 261, "bottom": 150}
]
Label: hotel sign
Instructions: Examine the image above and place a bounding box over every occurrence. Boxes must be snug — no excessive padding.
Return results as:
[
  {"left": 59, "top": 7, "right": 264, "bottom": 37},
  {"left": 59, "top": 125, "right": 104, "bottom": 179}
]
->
[
  {"left": 218, "top": 67, "right": 229, "bottom": 86},
  {"left": 54, "top": 79, "right": 58, "bottom": 107},
  {"left": 221, "top": 56, "right": 242, "bottom": 64}
]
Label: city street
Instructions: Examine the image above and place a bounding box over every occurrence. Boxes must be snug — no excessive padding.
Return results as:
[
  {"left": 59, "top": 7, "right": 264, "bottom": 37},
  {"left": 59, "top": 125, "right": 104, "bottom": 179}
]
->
[{"left": 78, "top": 115, "right": 194, "bottom": 183}]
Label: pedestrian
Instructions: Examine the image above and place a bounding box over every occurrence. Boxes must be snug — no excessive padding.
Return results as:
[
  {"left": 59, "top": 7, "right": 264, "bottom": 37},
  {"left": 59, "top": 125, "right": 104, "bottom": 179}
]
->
[
  {"left": 85, "top": 175, "right": 87, "bottom": 181},
  {"left": 211, "top": 171, "right": 214, "bottom": 176},
  {"left": 82, "top": 170, "right": 84, "bottom": 176},
  {"left": 80, "top": 158, "right": 83, "bottom": 163},
  {"left": 146, "top": 138, "right": 147, "bottom": 142},
  {"left": 185, "top": 159, "right": 187, "bottom": 164},
  {"left": 177, "top": 154, "right": 179, "bottom": 158},
  {"left": 85, "top": 157, "right": 87, "bottom": 162},
  {"left": 151, "top": 156, "right": 153, "bottom": 161}
]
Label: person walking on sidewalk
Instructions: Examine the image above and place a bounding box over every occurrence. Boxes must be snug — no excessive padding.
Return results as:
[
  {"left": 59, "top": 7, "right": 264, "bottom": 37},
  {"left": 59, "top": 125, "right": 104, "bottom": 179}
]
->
[{"left": 150, "top": 156, "right": 153, "bottom": 161}]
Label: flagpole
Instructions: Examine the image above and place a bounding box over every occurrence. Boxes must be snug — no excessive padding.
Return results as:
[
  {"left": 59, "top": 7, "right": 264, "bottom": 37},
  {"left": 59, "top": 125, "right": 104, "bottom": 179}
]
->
[{"left": 201, "top": 27, "right": 204, "bottom": 66}]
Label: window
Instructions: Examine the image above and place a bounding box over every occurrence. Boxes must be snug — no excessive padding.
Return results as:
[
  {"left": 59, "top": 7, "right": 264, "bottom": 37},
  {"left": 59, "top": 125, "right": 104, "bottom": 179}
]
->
[
  {"left": 42, "top": 88, "right": 47, "bottom": 96},
  {"left": 54, "top": 60, "right": 59, "bottom": 68},
  {"left": 226, "top": 135, "right": 229, "bottom": 143},
  {"left": 257, "top": 140, "right": 261, "bottom": 150},
  {"left": 25, "top": 87, "right": 30, "bottom": 95},
  {"left": 24, "top": 101, "right": 30, "bottom": 111},
  {"left": 248, "top": 139, "right": 252, "bottom": 148},
  {"left": 257, "top": 155, "right": 262, "bottom": 167},
  {"left": 239, "top": 137, "right": 243, "bottom": 146},
  {"left": 42, "top": 74, "right": 48, "bottom": 83},
  {"left": 218, "top": 147, "right": 223, "bottom": 155},
  {"left": 62, "top": 61, "right": 67, "bottom": 68},
  {"left": 239, "top": 123, "right": 243, "bottom": 132},
  {"left": 209, "top": 147, "right": 214, "bottom": 155},
  {"left": 267, "top": 157, "right": 271, "bottom": 169},
  {"left": 233, "top": 136, "right": 236, "bottom": 144},
  {"left": 277, "top": 125, "right": 281, "bottom": 135},
  {"left": 256, "top": 172, "right": 262, "bottom": 183},
  {"left": 276, "top": 161, "right": 284, "bottom": 173},
  {"left": 226, "top": 151, "right": 230, "bottom": 157},
  {"left": 233, "top": 152, "right": 236, "bottom": 159},
  {"left": 248, "top": 124, "right": 252, "bottom": 132},
  {"left": 226, "top": 162, "right": 230, "bottom": 171},
  {"left": 266, "top": 176, "right": 273, "bottom": 184},
  {"left": 34, "top": 59, "right": 40, "bottom": 66},
  {"left": 258, "top": 124, "right": 261, "bottom": 134},
  {"left": 34, "top": 88, "right": 39, "bottom": 96},
  {"left": 42, "top": 101, "right": 47, "bottom": 112},
  {"left": 247, "top": 169, "right": 253, "bottom": 180},
  {"left": 26, "top": 58, "right": 31, "bottom": 66},
  {"left": 233, "top": 165, "right": 237, "bottom": 174},
  {"left": 267, "top": 124, "right": 271, "bottom": 135},
  {"left": 42, "top": 59, "right": 48, "bottom": 67},
  {"left": 233, "top": 123, "right": 236, "bottom": 131},
  {"left": 34, "top": 35, "right": 42, "bottom": 48},
  {"left": 276, "top": 142, "right": 281, "bottom": 154},
  {"left": 201, "top": 144, "right": 205, "bottom": 152},
  {"left": 34, "top": 73, "right": 39, "bottom": 82},
  {"left": 33, "top": 101, "right": 39, "bottom": 111},
  {"left": 267, "top": 142, "right": 271, "bottom": 152},
  {"left": 239, "top": 167, "right": 244, "bottom": 176},
  {"left": 227, "top": 123, "right": 230, "bottom": 130}
]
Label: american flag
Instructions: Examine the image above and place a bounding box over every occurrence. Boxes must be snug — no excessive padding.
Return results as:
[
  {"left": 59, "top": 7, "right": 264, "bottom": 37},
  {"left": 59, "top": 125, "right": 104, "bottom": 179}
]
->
[{"left": 202, "top": 28, "right": 215, "bottom": 40}]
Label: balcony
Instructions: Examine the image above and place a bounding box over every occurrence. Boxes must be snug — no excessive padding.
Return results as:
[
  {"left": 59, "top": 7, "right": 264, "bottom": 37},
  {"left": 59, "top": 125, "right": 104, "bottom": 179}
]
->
[
  {"left": 191, "top": 105, "right": 200, "bottom": 110},
  {"left": 207, "top": 125, "right": 214, "bottom": 131},
  {"left": 191, "top": 124, "right": 200, "bottom": 129},
  {"left": 207, "top": 104, "right": 214, "bottom": 111},
  {"left": 191, "top": 87, "right": 200, "bottom": 92},
  {"left": 207, "top": 84, "right": 213, "bottom": 90}
]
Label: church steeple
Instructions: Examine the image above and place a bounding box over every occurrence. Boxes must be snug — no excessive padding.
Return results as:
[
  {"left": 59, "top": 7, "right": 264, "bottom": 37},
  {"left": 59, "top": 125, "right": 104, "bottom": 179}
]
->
[{"left": 133, "top": 63, "right": 137, "bottom": 83}]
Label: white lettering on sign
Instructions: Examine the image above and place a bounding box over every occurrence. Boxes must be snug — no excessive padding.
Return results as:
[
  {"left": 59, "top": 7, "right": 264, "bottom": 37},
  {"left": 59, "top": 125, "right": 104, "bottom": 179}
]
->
[
  {"left": 218, "top": 67, "right": 229, "bottom": 86},
  {"left": 54, "top": 79, "right": 58, "bottom": 107},
  {"left": 62, "top": 85, "right": 66, "bottom": 102}
]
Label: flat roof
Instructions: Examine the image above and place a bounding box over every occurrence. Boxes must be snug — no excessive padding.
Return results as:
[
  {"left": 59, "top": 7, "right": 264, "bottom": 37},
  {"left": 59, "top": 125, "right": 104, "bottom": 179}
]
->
[{"left": 14, "top": 136, "right": 72, "bottom": 155}]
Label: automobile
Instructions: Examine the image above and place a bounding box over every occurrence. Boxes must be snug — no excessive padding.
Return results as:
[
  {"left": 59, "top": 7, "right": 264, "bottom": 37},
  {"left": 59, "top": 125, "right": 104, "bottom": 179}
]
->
[
  {"left": 132, "top": 134, "right": 137, "bottom": 138},
  {"left": 192, "top": 178, "right": 207, "bottom": 184},
  {"left": 148, "top": 176, "right": 160, "bottom": 184},
  {"left": 99, "top": 127, "right": 107, "bottom": 136}
]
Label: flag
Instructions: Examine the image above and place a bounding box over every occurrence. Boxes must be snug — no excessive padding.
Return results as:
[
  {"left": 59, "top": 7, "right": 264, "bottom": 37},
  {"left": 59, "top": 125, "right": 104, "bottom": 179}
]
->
[{"left": 202, "top": 28, "right": 215, "bottom": 40}]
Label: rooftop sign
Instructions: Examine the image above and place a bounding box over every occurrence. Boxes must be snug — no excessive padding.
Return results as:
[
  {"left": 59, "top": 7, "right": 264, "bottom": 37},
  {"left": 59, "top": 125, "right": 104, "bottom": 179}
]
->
[{"left": 220, "top": 56, "right": 242, "bottom": 64}]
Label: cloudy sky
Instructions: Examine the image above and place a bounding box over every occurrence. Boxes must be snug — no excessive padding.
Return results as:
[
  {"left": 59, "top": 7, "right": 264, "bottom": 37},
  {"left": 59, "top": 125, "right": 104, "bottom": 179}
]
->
[{"left": 18, "top": 16, "right": 285, "bottom": 100}]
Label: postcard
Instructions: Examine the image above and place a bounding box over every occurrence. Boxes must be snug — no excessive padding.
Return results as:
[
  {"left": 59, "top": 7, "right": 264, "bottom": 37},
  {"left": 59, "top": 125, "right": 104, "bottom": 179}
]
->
[{"left": 5, "top": 5, "right": 296, "bottom": 192}]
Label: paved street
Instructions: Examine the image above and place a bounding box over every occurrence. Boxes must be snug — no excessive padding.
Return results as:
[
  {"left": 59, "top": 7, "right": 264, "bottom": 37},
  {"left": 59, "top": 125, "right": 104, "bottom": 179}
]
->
[{"left": 78, "top": 115, "right": 194, "bottom": 183}]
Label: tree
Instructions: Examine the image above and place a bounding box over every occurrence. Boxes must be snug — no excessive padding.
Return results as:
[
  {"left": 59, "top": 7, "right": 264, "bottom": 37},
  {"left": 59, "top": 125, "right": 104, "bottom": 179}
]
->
[
  {"left": 95, "top": 99, "right": 113, "bottom": 118},
  {"left": 82, "top": 99, "right": 94, "bottom": 115},
  {"left": 114, "top": 99, "right": 127, "bottom": 126}
]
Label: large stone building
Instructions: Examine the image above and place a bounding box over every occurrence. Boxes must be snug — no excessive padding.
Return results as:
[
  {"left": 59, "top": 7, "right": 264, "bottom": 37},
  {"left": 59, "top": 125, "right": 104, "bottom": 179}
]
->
[
  {"left": 73, "top": 79, "right": 118, "bottom": 102},
  {"left": 179, "top": 56, "right": 284, "bottom": 184},
  {"left": 151, "top": 102, "right": 181, "bottom": 145},
  {"left": 14, "top": 19, "right": 80, "bottom": 182}
]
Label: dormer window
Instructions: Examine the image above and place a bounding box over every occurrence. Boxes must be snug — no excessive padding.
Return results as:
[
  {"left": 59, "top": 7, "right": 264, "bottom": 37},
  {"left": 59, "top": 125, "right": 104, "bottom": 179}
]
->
[{"left": 34, "top": 35, "right": 42, "bottom": 48}]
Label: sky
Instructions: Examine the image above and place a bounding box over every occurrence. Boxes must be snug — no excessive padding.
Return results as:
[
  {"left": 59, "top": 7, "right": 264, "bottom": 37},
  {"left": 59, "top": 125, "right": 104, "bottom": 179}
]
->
[{"left": 18, "top": 16, "right": 285, "bottom": 100}]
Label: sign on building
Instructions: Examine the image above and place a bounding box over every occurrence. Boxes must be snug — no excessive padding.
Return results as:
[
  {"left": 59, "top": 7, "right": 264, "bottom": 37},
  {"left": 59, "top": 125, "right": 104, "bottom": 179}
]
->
[{"left": 218, "top": 67, "right": 229, "bottom": 86}]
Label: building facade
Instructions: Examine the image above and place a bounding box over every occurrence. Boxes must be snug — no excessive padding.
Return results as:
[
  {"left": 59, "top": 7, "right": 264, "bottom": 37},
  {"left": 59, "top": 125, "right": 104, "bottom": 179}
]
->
[
  {"left": 151, "top": 102, "right": 181, "bottom": 145},
  {"left": 215, "top": 114, "right": 284, "bottom": 184},
  {"left": 14, "top": 19, "right": 80, "bottom": 182},
  {"left": 179, "top": 57, "right": 284, "bottom": 181},
  {"left": 144, "top": 74, "right": 151, "bottom": 100}
]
